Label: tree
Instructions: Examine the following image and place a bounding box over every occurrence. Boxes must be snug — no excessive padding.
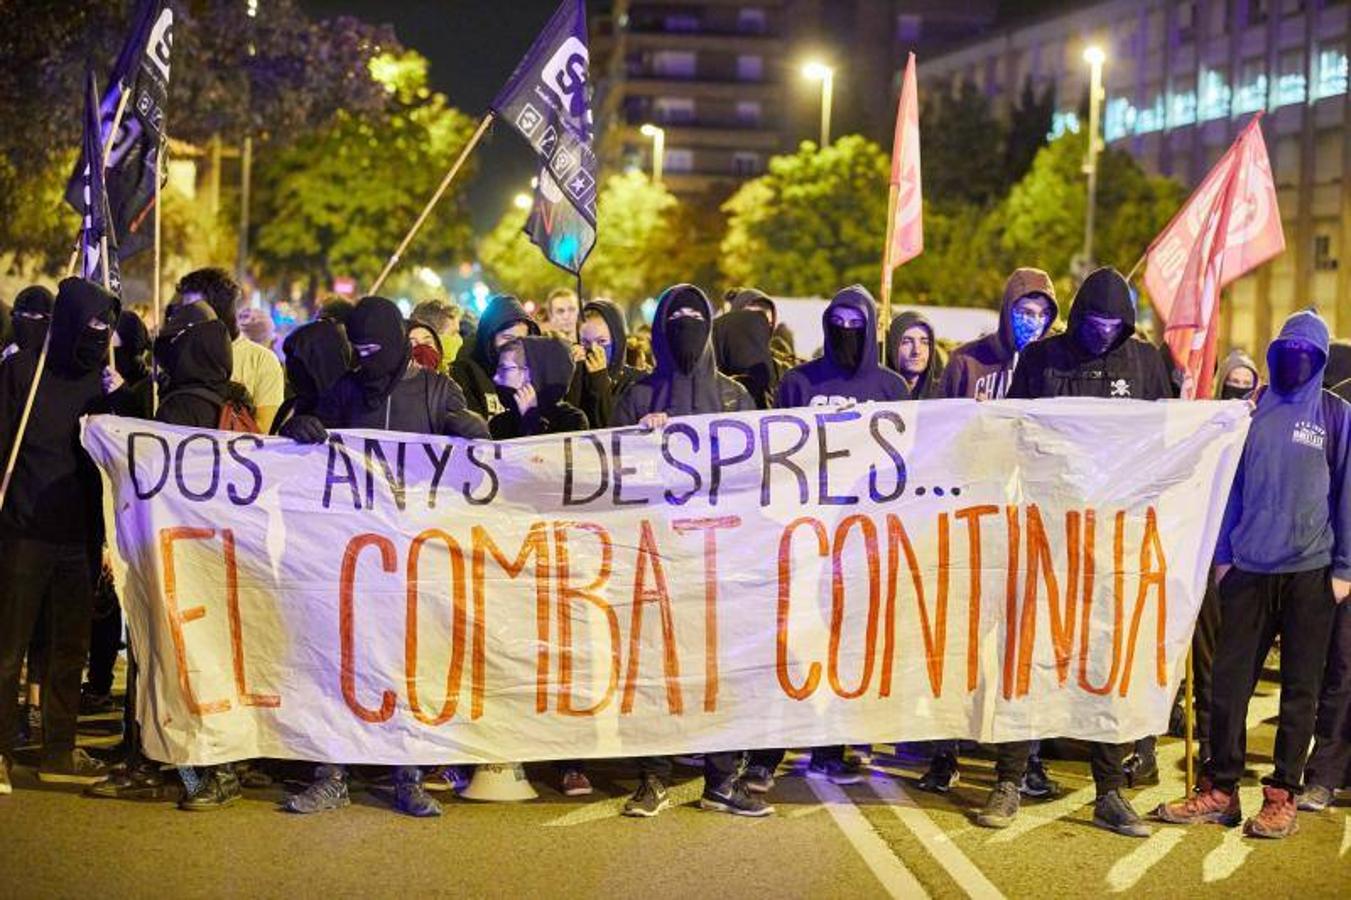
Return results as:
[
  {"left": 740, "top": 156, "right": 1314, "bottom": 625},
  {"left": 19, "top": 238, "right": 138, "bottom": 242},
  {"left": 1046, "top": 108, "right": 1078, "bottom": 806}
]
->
[
  {"left": 919, "top": 81, "right": 1008, "bottom": 208},
  {"left": 720, "top": 136, "right": 890, "bottom": 297},
  {"left": 1004, "top": 78, "right": 1055, "bottom": 190}
]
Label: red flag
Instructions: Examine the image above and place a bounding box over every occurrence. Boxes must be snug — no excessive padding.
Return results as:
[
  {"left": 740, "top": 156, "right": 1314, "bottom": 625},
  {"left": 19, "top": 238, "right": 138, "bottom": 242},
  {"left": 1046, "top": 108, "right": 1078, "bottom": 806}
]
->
[
  {"left": 886, "top": 53, "right": 922, "bottom": 269},
  {"left": 1143, "top": 115, "right": 1284, "bottom": 398}
]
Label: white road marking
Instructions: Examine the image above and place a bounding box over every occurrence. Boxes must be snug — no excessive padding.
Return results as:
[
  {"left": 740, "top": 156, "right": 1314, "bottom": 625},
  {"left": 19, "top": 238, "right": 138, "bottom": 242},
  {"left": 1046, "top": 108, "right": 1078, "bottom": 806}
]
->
[
  {"left": 1105, "top": 829, "right": 1186, "bottom": 893},
  {"left": 807, "top": 777, "right": 930, "bottom": 898},
  {"left": 1201, "top": 827, "right": 1252, "bottom": 882},
  {"left": 1341, "top": 814, "right": 1350, "bottom": 857},
  {"left": 541, "top": 778, "right": 704, "bottom": 827},
  {"left": 869, "top": 775, "right": 1006, "bottom": 899}
]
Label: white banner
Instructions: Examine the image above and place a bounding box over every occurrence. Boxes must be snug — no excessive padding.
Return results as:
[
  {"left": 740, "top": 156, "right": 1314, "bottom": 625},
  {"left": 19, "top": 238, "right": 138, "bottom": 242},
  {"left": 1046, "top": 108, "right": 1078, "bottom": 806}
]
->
[{"left": 82, "top": 400, "right": 1249, "bottom": 766}]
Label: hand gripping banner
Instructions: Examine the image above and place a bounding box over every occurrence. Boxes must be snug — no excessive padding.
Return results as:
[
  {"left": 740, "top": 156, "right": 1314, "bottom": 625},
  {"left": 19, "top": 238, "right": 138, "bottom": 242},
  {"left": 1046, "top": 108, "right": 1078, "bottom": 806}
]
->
[{"left": 82, "top": 400, "right": 1249, "bottom": 766}]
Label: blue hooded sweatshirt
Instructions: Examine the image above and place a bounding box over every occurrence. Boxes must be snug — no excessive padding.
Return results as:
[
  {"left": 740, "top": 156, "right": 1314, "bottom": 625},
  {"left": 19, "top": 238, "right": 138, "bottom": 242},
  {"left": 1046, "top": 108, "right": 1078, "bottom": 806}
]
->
[
  {"left": 775, "top": 285, "right": 909, "bottom": 408},
  {"left": 1215, "top": 309, "right": 1351, "bottom": 580}
]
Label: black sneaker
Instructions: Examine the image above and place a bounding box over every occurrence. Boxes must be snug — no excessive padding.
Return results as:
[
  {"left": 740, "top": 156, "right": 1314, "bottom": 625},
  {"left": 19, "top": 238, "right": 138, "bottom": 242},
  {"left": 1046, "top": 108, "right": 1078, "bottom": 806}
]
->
[
  {"left": 742, "top": 764, "right": 776, "bottom": 794},
  {"left": 393, "top": 778, "right": 443, "bottom": 818},
  {"left": 1020, "top": 756, "right": 1060, "bottom": 799},
  {"left": 38, "top": 749, "right": 109, "bottom": 786},
  {"left": 79, "top": 688, "right": 119, "bottom": 717},
  {"left": 87, "top": 759, "right": 171, "bottom": 801},
  {"left": 283, "top": 767, "right": 351, "bottom": 814},
  {"left": 18, "top": 705, "right": 41, "bottom": 747},
  {"left": 1093, "top": 789, "right": 1151, "bottom": 837},
  {"left": 807, "top": 756, "right": 866, "bottom": 786},
  {"left": 179, "top": 766, "right": 242, "bottom": 811},
  {"left": 975, "top": 781, "right": 1021, "bottom": 828},
  {"left": 917, "top": 751, "right": 960, "bottom": 794},
  {"left": 700, "top": 777, "right": 774, "bottom": 817},
  {"left": 1123, "top": 753, "right": 1160, "bottom": 788},
  {"left": 622, "top": 775, "right": 670, "bottom": 818}
]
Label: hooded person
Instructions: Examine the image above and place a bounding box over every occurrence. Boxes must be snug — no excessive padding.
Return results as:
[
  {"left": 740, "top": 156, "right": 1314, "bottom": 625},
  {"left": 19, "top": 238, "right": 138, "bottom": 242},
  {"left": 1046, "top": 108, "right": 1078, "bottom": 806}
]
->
[
  {"left": 941, "top": 268, "right": 1059, "bottom": 400},
  {"left": 489, "top": 335, "right": 588, "bottom": 439},
  {"left": 449, "top": 293, "right": 540, "bottom": 419},
  {"left": 726, "top": 286, "right": 778, "bottom": 327},
  {"left": 1006, "top": 267, "right": 1172, "bottom": 402},
  {"left": 111, "top": 310, "right": 153, "bottom": 419},
  {"left": 1159, "top": 308, "right": 1351, "bottom": 839},
  {"left": 1323, "top": 339, "right": 1351, "bottom": 390},
  {"left": 775, "top": 285, "right": 909, "bottom": 408},
  {"left": 712, "top": 307, "right": 782, "bottom": 410},
  {"left": 1214, "top": 348, "right": 1260, "bottom": 400},
  {"left": 270, "top": 318, "right": 352, "bottom": 435},
  {"left": 0, "top": 277, "right": 122, "bottom": 793},
  {"left": 3, "top": 286, "right": 54, "bottom": 363},
  {"left": 886, "top": 310, "right": 945, "bottom": 400},
  {"left": 565, "top": 298, "right": 646, "bottom": 429},
  {"left": 153, "top": 302, "right": 254, "bottom": 431},
  {"left": 407, "top": 319, "right": 444, "bottom": 374}
]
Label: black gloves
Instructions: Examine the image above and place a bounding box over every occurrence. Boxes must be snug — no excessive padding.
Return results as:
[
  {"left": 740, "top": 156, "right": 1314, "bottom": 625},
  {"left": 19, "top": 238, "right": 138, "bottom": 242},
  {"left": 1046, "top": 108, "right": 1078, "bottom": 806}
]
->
[{"left": 279, "top": 414, "right": 328, "bottom": 444}]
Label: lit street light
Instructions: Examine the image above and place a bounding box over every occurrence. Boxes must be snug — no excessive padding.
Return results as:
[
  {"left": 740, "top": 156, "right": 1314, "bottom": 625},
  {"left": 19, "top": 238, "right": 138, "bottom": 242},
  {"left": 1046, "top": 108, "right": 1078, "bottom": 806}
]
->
[
  {"left": 802, "top": 61, "right": 835, "bottom": 148},
  {"left": 640, "top": 123, "right": 666, "bottom": 184},
  {"left": 513, "top": 193, "right": 533, "bottom": 211},
  {"left": 1080, "top": 45, "right": 1107, "bottom": 275}
]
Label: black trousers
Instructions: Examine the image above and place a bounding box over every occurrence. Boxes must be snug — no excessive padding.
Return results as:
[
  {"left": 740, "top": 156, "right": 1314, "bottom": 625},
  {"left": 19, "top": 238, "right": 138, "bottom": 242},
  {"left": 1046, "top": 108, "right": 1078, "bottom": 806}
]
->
[
  {"left": 86, "top": 561, "right": 121, "bottom": 696},
  {"left": 1206, "top": 568, "right": 1336, "bottom": 792},
  {"left": 1190, "top": 572, "right": 1223, "bottom": 758},
  {"left": 747, "top": 746, "right": 841, "bottom": 771},
  {"left": 637, "top": 752, "right": 739, "bottom": 785},
  {"left": 993, "top": 740, "right": 1127, "bottom": 796},
  {"left": 0, "top": 539, "right": 98, "bottom": 761},
  {"left": 1305, "top": 599, "right": 1351, "bottom": 790}
]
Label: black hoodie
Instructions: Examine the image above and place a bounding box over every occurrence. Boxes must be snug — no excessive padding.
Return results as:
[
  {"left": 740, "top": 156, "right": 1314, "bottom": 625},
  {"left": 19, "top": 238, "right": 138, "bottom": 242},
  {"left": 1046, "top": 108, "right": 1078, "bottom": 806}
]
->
[
  {"left": 450, "top": 294, "right": 541, "bottom": 418},
  {"left": 712, "top": 308, "right": 781, "bottom": 410},
  {"left": 316, "top": 296, "right": 489, "bottom": 439},
  {"left": 114, "top": 310, "right": 153, "bottom": 419},
  {"left": 565, "top": 298, "right": 646, "bottom": 428},
  {"left": 777, "top": 285, "right": 909, "bottom": 407},
  {"left": 612, "top": 284, "right": 754, "bottom": 423},
  {"left": 490, "top": 335, "right": 589, "bottom": 438},
  {"left": 0, "top": 278, "right": 119, "bottom": 543},
  {"left": 885, "top": 310, "right": 945, "bottom": 400},
  {"left": 1007, "top": 267, "right": 1172, "bottom": 400},
  {"left": 271, "top": 318, "right": 352, "bottom": 433},
  {"left": 6, "top": 286, "right": 53, "bottom": 358},
  {"left": 155, "top": 301, "right": 252, "bottom": 428}
]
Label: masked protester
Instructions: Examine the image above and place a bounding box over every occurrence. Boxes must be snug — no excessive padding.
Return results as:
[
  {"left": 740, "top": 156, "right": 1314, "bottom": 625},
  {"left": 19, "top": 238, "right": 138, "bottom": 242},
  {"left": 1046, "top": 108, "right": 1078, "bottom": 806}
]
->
[
  {"left": 886, "top": 310, "right": 945, "bottom": 399},
  {"left": 1215, "top": 348, "right": 1259, "bottom": 401},
  {"left": 610, "top": 284, "right": 761, "bottom": 819},
  {"left": 110, "top": 310, "right": 153, "bottom": 419},
  {"left": 490, "top": 336, "right": 588, "bottom": 439},
  {"left": 940, "top": 268, "right": 1058, "bottom": 400},
  {"left": 0, "top": 278, "right": 123, "bottom": 795},
  {"left": 1158, "top": 309, "right": 1351, "bottom": 838},
  {"left": 712, "top": 307, "right": 782, "bottom": 409},
  {"left": 450, "top": 294, "right": 540, "bottom": 418},
  {"left": 776, "top": 285, "right": 908, "bottom": 408},
  {"left": 411, "top": 298, "right": 463, "bottom": 370},
  {"left": 1323, "top": 339, "right": 1351, "bottom": 390},
  {"left": 565, "top": 299, "right": 645, "bottom": 429},
  {"left": 271, "top": 318, "right": 352, "bottom": 435},
  {"left": 3, "top": 286, "right": 54, "bottom": 363},
  {"left": 408, "top": 320, "right": 443, "bottom": 373}
]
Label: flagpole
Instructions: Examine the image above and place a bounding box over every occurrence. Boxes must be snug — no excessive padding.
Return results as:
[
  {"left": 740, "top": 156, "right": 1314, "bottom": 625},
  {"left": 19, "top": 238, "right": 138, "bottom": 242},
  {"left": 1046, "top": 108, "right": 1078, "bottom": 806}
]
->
[
  {"left": 368, "top": 112, "right": 495, "bottom": 296},
  {"left": 878, "top": 182, "right": 900, "bottom": 353},
  {"left": 1184, "top": 647, "right": 1195, "bottom": 795},
  {"left": 152, "top": 143, "right": 164, "bottom": 408}
]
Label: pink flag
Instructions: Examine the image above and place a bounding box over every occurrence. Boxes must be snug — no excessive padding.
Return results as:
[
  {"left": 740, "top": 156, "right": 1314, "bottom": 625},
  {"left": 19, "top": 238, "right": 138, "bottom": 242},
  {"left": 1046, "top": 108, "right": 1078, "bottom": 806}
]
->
[
  {"left": 1143, "top": 115, "right": 1284, "bottom": 398},
  {"left": 887, "top": 53, "right": 922, "bottom": 269}
]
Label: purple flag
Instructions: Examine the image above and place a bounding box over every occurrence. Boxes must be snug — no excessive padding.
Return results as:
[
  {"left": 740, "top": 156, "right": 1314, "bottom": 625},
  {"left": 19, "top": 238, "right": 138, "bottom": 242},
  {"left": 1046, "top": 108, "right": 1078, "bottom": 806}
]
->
[
  {"left": 490, "top": 0, "right": 597, "bottom": 274},
  {"left": 79, "top": 70, "right": 121, "bottom": 294}
]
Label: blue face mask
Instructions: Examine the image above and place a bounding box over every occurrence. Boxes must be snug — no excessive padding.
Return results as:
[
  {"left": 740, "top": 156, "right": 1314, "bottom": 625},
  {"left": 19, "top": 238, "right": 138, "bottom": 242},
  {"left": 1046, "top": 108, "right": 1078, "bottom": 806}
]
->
[{"left": 1010, "top": 310, "right": 1048, "bottom": 350}]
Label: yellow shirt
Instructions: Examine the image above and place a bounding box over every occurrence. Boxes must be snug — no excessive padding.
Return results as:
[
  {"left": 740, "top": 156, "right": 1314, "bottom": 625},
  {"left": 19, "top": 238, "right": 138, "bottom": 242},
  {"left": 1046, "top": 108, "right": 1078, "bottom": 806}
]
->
[{"left": 232, "top": 334, "right": 284, "bottom": 431}]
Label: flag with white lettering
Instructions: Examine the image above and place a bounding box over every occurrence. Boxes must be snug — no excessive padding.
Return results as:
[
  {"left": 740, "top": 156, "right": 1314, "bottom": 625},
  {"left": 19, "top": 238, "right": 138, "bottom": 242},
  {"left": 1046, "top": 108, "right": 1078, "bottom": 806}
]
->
[{"left": 79, "top": 70, "right": 121, "bottom": 294}]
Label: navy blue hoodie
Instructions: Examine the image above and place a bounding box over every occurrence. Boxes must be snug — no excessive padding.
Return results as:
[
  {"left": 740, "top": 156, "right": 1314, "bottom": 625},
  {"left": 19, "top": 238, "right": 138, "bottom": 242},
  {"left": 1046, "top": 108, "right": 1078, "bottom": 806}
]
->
[
  {"left": 776, "top": 285, "right": 908, "bottom": 407},
  {"left": 1215, "top": 309, "right": 1351, "bottom": 580}
]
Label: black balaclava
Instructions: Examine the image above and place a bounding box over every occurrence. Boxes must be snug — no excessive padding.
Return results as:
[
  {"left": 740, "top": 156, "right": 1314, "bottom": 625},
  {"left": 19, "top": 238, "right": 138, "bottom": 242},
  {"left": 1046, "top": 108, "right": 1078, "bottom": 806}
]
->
[
  {"left": 282, "top": 318, "right": 352, "bottom": 413},
  {"left": 712, "top": 308, "right": 774, "bottom": 408},
  {"left": 1219, "top": 381, "right": 1253, "bottom": 401},
  {"left": 154, "top": 301, "right": 233, "bottom": 395},
  {"left": 12, "top": 285, "right": 53, "bottom": 352},
  {"left": 49, "top": 277, "right": 119, "bottom": 376},
  {"left": 346, "top": 295, "right": 410, "bottom": 408},
  {"left": 114, "top": 310, "right": 150, "bottom": 383},
  {"left": 665, "top": 292, "right": 710, "bottom": 375},
  {"left": 827, "top": 323, "right": 865, "bottom": 373},
  {"left": 1067, "top": 267, "right": 1136, "bottom": 360},
  {"left": 1272, "top": 342, "right": 1319, "bottom": 396}
]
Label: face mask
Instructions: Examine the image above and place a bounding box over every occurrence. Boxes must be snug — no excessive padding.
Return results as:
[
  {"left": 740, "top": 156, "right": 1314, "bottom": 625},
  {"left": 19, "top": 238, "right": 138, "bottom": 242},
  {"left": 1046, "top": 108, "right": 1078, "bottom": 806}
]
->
[
  {"left": 1273, "top": 349, "right": 1317, "bottom": 395},
  {"left": 410, "top": 343, "right": 442, "bottom": 372},
  {"left": 1010, "top": 310, "right": 1048, "bottom": 350},
  {"left": 827, "top": 323, "right": 866, "bottom": 373},
  {"left": 1076, "top": 316, "right": 1122, "bottom": 357},
  {"left": 441, "top": 332, "right": 463, "bottom": 363},
  {"left": 72, "top": 320, "right": 112, "bottom": 373},
  {"left": 12, "top": 315, "right": 49, "bottom": 352},
  {"left": 1220, "top": 383, "right": 1253, "bottom": 401},
  {"left": 665, "top": 316, "right": 708, "bottom": 375}
]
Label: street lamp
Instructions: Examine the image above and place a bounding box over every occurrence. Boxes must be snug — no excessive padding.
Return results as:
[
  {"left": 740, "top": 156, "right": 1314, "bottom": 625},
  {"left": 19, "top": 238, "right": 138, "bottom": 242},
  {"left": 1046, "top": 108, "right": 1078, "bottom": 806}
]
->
[
  {"left": 801, "top": 61, "right": 835, "bottom": 148},
  {"left": 1081, "top": 45, "right": 1107, "bottom": 273},
  {"left": 640, "top": 123, "right": 666, "bottom": 184},
  {"left": 513, "top": 193, "right": 533, "bottom": 211}
]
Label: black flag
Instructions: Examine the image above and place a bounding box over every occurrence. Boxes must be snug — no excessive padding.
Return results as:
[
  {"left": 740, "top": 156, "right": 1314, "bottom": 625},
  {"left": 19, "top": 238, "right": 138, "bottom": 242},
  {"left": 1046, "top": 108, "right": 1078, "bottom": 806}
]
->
[
  {"left": 79, "top": 70, "right": 121, "bottom": 294},
  {"left": 65, "top": 0, "right": 173, "bottom": 260}
]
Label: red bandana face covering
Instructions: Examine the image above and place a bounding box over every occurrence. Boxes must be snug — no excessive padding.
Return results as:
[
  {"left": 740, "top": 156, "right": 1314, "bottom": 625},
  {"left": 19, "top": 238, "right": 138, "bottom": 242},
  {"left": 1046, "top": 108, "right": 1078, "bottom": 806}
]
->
[{"left": 411, "top": 343, "right": 442, "bottom": 372}]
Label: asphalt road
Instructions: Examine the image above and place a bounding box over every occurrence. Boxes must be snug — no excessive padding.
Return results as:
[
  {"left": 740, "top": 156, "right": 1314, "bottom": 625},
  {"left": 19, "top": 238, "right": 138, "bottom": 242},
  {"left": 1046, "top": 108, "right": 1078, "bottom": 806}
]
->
[{"left": 1, "top": 682, "right": 1348, "bottom": 899}]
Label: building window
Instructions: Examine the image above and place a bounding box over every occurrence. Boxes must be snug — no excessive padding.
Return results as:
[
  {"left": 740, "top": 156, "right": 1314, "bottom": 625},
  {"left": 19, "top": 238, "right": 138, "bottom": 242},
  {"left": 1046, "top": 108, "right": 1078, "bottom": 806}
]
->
[
  {"left": 1248, "top": 0, "right": 1270, "bottom": 26},
  {"left": 1047, "top": 110, "right": 1080, "bottom": 141},
  {"left": 735, "top": 100, "right": 763, "bottom": 126},
  {"left": 736, "top": 55, "right": 764, "bottom": 81},
  {"left": 1314, "top": 48, "right": 1349, "bottom": 100},
  {"left": 1104, "top": 97, "right": 1136, "bottom": 142},
  {"left": 1280, "top": 0, "right": 1304, "bottom": 18},
  {"left": 732, "top": 152, "right": 762, "bottom": 176},
  {"left": 654, "top": 97, "right": 695, "bottom": 124},
  {"left": 664, "top": 149, "right": 694, "bottom": 173},
  {"left": 1232, "top": 59, "right": 1267, "bottom": 114},
  {"left": 1273, "top": 48, "right": 1307, "bottom": 108},
  {"left": 1199, "top": 66, "right": 1232, "bottom": 121},
  {"left": 896, "top": 14, "right": 920, "bottom": 43},
  {"left": 652, "top": 50, "right": 697, "bottom": 79},
  {"left": 1176, "top": 2, "right": 1197, "bottom": 42},
  {"left": 738, "top": 8, "right": 767, "bottom": 34},
  {"left": 1169, "top": 75, "right": 1197, "bottom": 127},
  {"left": 1315, "top": 234, "right": 1338, "bottom": 271},
  {"left": 664, "top": 13, "right": 700, "bottom": 33}
]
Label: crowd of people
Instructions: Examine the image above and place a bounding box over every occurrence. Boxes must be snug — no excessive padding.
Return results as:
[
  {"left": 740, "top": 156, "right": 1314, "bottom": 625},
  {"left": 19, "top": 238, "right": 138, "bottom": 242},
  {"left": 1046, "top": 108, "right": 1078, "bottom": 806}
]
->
[{"left": 0, "top": 263, "right": 1347, "bottom": 842}]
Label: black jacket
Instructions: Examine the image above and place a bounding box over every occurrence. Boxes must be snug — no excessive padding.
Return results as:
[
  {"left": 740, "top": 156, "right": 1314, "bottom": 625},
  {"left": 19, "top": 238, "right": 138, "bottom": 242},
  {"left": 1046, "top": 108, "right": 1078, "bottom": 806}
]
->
[
  {"left": 712, "top": 308, "right": 783, "bottom": 410},
  {"left": 490, "top": 336, "right": 589, "bottom": 438},
  {"left": 272, "top": 318, "right": 352, "bottom": 434},
  {"left": 450, "top": 294, "right": 540, "bottom": 419},
  {"left": 154, "top": 301, "right": 252, "bottom": 428},
  {"left": 566, "top": 298, "right": 645, "bottom": 428},
  {"left": 885, "top": 310, "right": 945, "bottom": 400},
  {"left": 1007, "top": 267, "right": 1172, "bottom": 401}
]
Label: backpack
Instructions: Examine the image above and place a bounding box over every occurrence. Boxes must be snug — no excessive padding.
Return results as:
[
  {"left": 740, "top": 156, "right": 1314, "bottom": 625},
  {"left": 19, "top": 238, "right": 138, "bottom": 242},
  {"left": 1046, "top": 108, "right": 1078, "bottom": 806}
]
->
[{"left": 168, "top": 386, "right": 261, "bottom": 434}]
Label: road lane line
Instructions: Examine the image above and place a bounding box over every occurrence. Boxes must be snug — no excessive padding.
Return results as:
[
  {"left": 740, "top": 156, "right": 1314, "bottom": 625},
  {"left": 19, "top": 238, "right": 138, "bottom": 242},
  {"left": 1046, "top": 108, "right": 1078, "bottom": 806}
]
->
[
  {"left": 541, "top": 778, "right": 704, "bottom": 827},
  {"left": 1341, "top": 814, "right": 1350, "bottom": 857},
  {"left": 985, "top": 784, "right": 1098, "bottom": 844},
  {"left": 1201, "top": 827, "right": 1251, "bottom": 882},
  {"left": 869, "top": 775, "right": 1006, "bottom": 899},
  {"left": 1105, "top": 829, "right": 1186, "bottom": 893},
  {"left": 807, "top": 777, "right": 930, "bottom": 898}
]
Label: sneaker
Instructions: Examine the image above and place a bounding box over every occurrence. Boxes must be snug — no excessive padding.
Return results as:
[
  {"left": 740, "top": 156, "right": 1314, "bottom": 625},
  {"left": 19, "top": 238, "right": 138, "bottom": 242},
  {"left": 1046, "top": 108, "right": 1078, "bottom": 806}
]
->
[
  {"left": 622, "top": 775, "right": 670, "bottom": 818},
  {"left": 700, "top": 777, "right": 774, "bottom": 817},
  {"left": 283, "top": 767, "right": 351, "bottom": 814},
  {"left": 1093, "top": 789, "right": 1151, "bottom": 837},
  {"left": 975, "top": 781, "right": 1020, "bottom": 828},
  {"left": 393, "top": 778, "right": 443, "bottom": 818},
  {"left": 1244, "top": 786, "right": 1299, "bottom": 839},
  {"left": 1123, "top": 752, "right": 1160, "bottom": 788},
  {"left": 561, "top": 768, "right": 593, "bottom": 797},
  {"left": 78, "top": 688, "right": 119, "bottom": 717},
  {"left": 1154, "top": 781, "right": 1241, "bottom": 826},
  {"left": 179, "top": 766, "right": 242, "bottom": 812},
  {"left": 742, "top": 764, "right": 776, "bottom": 795},
  {"left": 86, "top": 760, "right": 171, "bottom": 801},
  {"left": 1297, "top": 783, "right": 1334, "bottom": 812},
  {"left": 37, "top": 749, "right": 109, "bottom": 786},
  {"left": 1020, "top": 756, "right": 1060, "bottom": 799},
  {"left": 0, "top": 757, "right": 10, "bottom": 795},
  {"left": 422, "top": 767, "right": 458, "bottom": 794},
  {"left": 917, "top": 751, "right": 960, "bottom": 794},
  {"left": 18, "top": 705, "right": 41, "bottom": 746},
  {"left": 808, "top": 757, "right": 865, "bottom": 786}
]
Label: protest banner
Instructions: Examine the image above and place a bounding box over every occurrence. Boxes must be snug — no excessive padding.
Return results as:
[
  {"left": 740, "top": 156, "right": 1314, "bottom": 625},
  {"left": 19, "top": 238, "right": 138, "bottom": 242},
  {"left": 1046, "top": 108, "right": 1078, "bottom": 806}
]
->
[{"left": 82, "top": 399, "right": 1248, "bottom": 766}]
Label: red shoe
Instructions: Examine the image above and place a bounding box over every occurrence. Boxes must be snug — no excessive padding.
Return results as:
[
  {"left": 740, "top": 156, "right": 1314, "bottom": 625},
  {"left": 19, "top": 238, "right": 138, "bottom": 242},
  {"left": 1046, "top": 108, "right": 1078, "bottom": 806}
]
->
[
  {"left": 1154, "top": 782, "right": 1241, "bottom": 826},
  {"left": 1244, "top": 786, "right": 1299, "bottom": 839}
]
